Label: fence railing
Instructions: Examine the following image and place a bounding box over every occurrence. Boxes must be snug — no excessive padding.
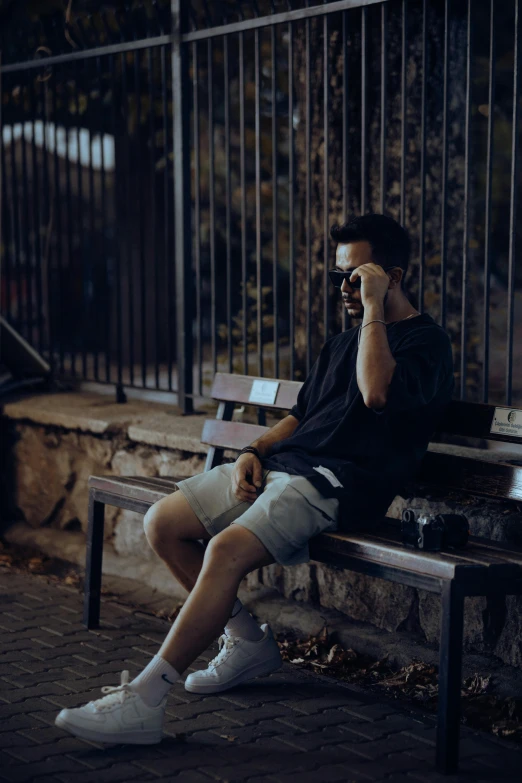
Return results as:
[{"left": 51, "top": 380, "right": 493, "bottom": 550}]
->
[{"left": 1, "top": 0, "right": 521, "bottom": 413}]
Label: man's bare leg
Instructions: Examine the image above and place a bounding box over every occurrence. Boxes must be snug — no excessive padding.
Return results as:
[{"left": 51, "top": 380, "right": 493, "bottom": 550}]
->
[
  {"left": 54, "top": 503, "right": 277, "bottom": 742},
  {"left": 143, "top": 491, "right": 211, "bottom": 593},
  {"left": 157, "top": 524, "right": 274, "bottom": 673}
]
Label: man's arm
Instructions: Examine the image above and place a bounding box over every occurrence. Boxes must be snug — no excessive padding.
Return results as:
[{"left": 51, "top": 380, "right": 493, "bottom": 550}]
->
[
  {"left": 248, "top": 414, "right": 300, "bottom": 457},
  {"left": 356, "top": 300, "right": 396, "bottom": 409}
]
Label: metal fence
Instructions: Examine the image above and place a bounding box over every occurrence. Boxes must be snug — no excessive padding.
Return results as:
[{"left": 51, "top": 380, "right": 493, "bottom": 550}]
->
[{"left": 1, "top": 0, "right": 521, "bottom": 413}]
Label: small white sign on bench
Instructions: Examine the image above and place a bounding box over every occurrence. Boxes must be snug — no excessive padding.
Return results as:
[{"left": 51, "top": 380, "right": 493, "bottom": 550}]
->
[
  {"left": 248, "top": 379, "right": 280, "bottom": 406},
  {"left": 490, "top": 407, "right": 522, "bottom": 439}
]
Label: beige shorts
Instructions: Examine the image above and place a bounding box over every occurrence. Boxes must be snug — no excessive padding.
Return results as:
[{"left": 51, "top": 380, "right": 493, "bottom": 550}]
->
[{"left": 175, "top": 463, "right": 340, "bottom": 566}]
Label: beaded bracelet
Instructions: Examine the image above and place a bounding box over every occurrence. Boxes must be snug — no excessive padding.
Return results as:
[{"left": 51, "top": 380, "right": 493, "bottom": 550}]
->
[{"left": 237, "top": 446, "right": 261, "bottom": 461}]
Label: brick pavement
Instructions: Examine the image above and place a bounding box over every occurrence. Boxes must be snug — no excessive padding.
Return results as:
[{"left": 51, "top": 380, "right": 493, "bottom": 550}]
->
[{"left": 0, "top": 570, "right": 520, "bottom": 783}]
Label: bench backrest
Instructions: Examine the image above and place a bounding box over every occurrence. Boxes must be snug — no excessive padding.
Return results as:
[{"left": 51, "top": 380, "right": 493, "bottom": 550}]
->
[{"left": 201, "top": 372, "right": 522, "bottom": 502}]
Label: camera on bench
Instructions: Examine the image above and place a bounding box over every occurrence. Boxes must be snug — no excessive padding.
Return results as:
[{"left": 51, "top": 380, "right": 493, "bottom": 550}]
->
[{"left": 401, "top": 509, "right": 469, "bottom": 551}]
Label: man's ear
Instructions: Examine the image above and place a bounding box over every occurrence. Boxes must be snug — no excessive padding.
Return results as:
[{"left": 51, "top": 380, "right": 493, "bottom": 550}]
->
[{"left": 389, "top": 269, "right": 403, "bottom": 288}]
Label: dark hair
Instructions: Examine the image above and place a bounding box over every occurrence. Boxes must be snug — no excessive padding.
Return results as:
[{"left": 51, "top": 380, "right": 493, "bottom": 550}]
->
[{"left": 330, "top": 214, "right": 411, "bottom": 287}]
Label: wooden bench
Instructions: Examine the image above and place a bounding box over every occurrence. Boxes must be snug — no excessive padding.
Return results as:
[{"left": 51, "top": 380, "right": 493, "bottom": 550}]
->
[{"left": 84, "top": 371, "right": 522, "bottom": 774}]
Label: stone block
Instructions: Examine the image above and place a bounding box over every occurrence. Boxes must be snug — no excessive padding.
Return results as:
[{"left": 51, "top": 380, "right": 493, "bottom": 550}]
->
[
  {"left": 112, "top": 509, "right": 156, "bottom": 562},
  {"left": 418, "top": 591, "right": 487, "bottom": 649},
  {"left": 494, "top": 595, "right": 522, "bottom": 667},
  {"left": 316, "top": 564, "right": 417, "bottom": 632}
]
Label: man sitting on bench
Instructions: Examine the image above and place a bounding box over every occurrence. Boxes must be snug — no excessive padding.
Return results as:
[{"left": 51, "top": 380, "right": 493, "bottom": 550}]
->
[{"left": 55, "top": 213, "right": 455, "bottom": 745}]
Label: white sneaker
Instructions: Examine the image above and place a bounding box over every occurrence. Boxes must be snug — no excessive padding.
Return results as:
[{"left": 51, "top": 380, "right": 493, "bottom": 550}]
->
[
  {"left": 184, "top": 623, "right": 282, "bottom": 694},
  {"left": 54, "top": 670, "right": 165, "bottom": 744}
]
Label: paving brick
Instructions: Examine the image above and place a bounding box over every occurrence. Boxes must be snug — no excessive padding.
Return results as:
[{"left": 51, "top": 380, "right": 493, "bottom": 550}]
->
[
  {"left": 213, "top": 704, "right": 289, "bottom": 727},
  {"left": 0, "top": 684, "right": 69, "bottom": 704},
  {"left": 278, "top": 695, "right": 366, "bottom": 715},
  {"left": 275, "top": 709, "right": 362, "bottom": 733},
  {"left": 5, "top": 737, "right": 95, "bottom": 763},
  {"left": 53, "top": 762, "right": 152, "bottom": 783},
  {"left": 0, "top": 698, "right": 58, "bottom": 718},
  {"left": 274, "top": 726, "right": 364, "bottom": 752},
  {"left": 0, "top": 569, "right": 521, "bottom": 783},
  {"left": 0, "top": 713, "right": 46, "bottom": 732},
  {"left": 0, "top": 757, "right": 83, "bottom": 783}
]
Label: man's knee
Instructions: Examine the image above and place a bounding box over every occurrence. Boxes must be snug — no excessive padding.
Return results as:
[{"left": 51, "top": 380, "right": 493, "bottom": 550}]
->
[
  {"left": 143, "top": 500, "right": 169, "bottom": 549},
  {"left": 144, "top": 496, "right": 185, "bottom": 550},
  {"left": 203, "top": 526, "right": 274, "bottom": 576}
]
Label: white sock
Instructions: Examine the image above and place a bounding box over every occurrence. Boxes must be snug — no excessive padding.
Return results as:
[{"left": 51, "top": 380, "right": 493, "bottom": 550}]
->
[
  {"left": 129, "top": 654, "right": 181, "bottom": 707},
  {"left": 225, "top": 598, "right": 264, "bottom": 642}
]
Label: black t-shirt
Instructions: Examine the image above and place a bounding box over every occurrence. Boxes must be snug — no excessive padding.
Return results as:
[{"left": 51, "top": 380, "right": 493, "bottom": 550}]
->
[{"left": 261, "top": 312, "right": 455, "bottom": 528}]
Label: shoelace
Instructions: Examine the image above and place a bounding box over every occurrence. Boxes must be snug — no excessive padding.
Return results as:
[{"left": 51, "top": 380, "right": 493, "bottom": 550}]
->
[
  {"left": 91, "top": 670, "right": 134, "bottom": 712},
  {"left": 208, "top": 634, "right": 238, "bottom": 670}
]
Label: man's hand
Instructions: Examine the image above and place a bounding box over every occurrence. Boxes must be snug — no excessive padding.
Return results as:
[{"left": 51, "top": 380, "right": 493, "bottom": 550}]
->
[
  {"left": 349, "top": 262, "right": 392, "bottom": 307},
  {"left": 232, "top": 452, "right": 263, "bottom": 503}
]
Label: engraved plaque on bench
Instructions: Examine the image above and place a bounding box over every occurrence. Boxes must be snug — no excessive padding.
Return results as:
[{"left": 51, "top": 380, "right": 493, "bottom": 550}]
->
[
  {"left": 490, "top": 407, "right": 522, "bottom": 439},
  {"left": 248, "top": 379, "right": 280, "bottom": 405}
]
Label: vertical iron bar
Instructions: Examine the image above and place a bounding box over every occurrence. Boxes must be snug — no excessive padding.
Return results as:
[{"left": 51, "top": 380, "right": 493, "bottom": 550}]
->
[
  {"left": 224, "top": 35, "right": 233, "bottom": 374},
  {"left": 172, "top": 0, "right": 194, "bottom": 413},
  {"left": 255, "top": 28, "right": 263, "bottom": 378},
  {"left": 483, "top": 0, "right": 495, "bottom": 404},
  {"left": 88, "top": 72, "right": 97, "bottom": 381},
  {"left": 74, "top": 65, "right": 85, "bottom": 377},
  {"left": 192, "top": 41, "right": 202, "bottom": 395},
  {"left": 111, "top": 55, "right": 123, "bottom": 395},
  {"left": 342, "top": 11, "right": 349, "bottom": 333},
  {"left": 121, "top": 53, "right": 134, "bottom": 386},
  {"left": 272, "top": 25, "right": 279, "bottom": 378},
  {"left": 440, "top": 0, "right": 449, "bottom": 331},
  {"left": 162, "top": 45, "right": 173, "bottom": 392},
  {"left": 460, "top": 0, "right": 472, "bottom": 400},
  {"left": 288, "top": 22, "right": 295, "bottom": 378},
  {"left": 9, "top": 100, "right": 21, "bottom": 332},
  {"left": 323, "top": 14, "right": 329, "bottom": 342},
  {"left": 135, "top": 51, "right": 147, "bottom": 388},
  {"left": 419, "top": 0, "right": 427, "bottom": 316},
  {"left": 342, "top": 10, "right": 349, "bottom": 221},
  {"left": 507, "top": 0, "right": 520, "bottom": 407},
  {"left": 148, "top": 47, "right": 159, "bottom": 389},
  {"left": 400, "top": 0, "right": 407, "bottom": 226},
  {"left": 239, "top": 31, "right": 248, "bottom": 375},
  {"left": 20, "top": 93, "right": 31, "bottom": 342},
  {"left": 64, "top": 88, "right": 73, "bottom": 375},
  {"left": 305, "top": 17, "right": 311, "bottom": 375},
  {"left": 1, "top": 114, "right": 11, "bottom": 323},
  {"left": 31, "top": 79, "right": 44, "bottom": 357},
  {"left": 98, "top": 57, "right": 109, "bottom": 384},
  {"left": 361, "top": 6, "right": 367, "bottom": 214},
  {"left": 208, "top": 37, "right": 216, "bottom": 378},
  {"left": 52, "top": 73, "right": 64, "bottom": 374},
  {"left": 380, "top": 3, "right": 387, "bottom": 215},
  {"left": 42, "top": 77, "right": 52, "bottom": 373}
]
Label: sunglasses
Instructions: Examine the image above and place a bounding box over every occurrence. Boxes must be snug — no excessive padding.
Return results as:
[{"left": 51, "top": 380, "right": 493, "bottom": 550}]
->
[{"left": 328, "top": 266, "right": 398, "bottom": 290}]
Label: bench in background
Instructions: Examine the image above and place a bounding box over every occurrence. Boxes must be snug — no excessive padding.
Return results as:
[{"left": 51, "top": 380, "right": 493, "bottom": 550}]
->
[{"left": 85, "top": 372, "right": 522, "bottom": 774}]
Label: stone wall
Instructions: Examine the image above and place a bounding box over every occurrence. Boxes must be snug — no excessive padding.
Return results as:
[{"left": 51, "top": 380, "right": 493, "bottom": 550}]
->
[{"left": 2, "top": 391, "right": 522, "bottom": 668}]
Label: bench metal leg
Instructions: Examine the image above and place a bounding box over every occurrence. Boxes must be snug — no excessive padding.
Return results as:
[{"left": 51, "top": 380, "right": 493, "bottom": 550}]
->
[
  {"left": 83, "top": 490, "right": 105, "bottom": 629},
  {"left": 436, "top": 581, "right": 465, "bottom": 774}
]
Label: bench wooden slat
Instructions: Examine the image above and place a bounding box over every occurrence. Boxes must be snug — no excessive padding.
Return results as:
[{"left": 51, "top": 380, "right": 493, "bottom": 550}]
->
[
  {"left": 434, "top": 398, "right": 522, "bottom": 444},
  {"left": 211, "top": 372, "right": 302, "bottom": 410},
  {"left": 89, "top": 475, "right": 182, "bottom": 505},
  {"left": 311, "top": 530, "right": 521, "bottom": 581},
  {"left": 201, "top": 419, "right": 269, "bottom": 451},
  {"left": 364, "top": 527, "right": 522, "bottom": 576},
  {"left": 418, "top": 451, "right": 522, "bottom": 502}
]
